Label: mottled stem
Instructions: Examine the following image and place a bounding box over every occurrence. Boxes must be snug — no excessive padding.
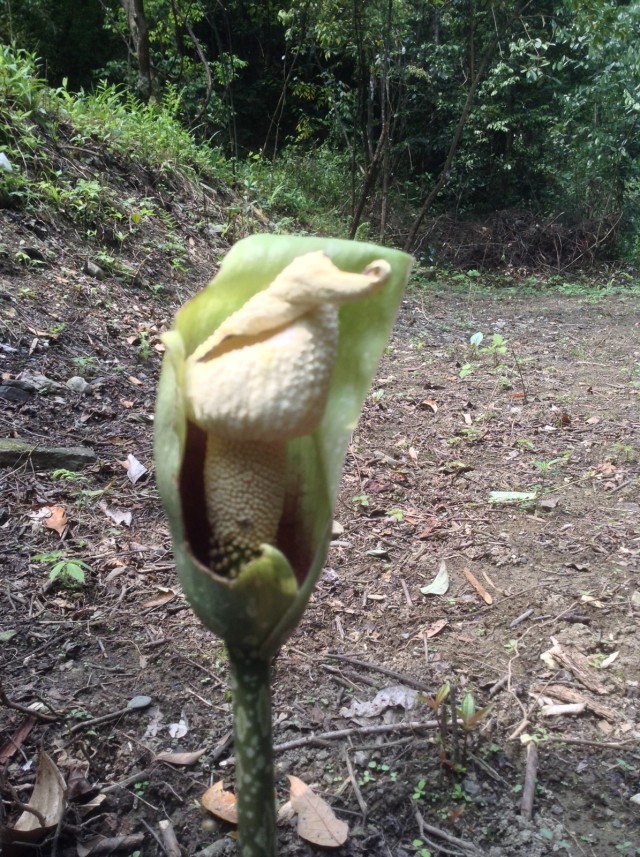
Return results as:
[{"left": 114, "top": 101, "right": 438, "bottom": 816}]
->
[{"left": 228, "top": 649, "right": 277, "bottom": 857}]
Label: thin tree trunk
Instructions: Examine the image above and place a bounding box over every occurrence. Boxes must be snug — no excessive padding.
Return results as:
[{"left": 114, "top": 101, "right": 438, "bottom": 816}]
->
[
  {"left": 121, "top": 0, "right": 152, "bottom": 101},
  {"left": 185, "top": 21, "right": 213, "bottom": 125},
  {"left": 348, "top": 122, "right": 388, "bottom": 239},
  {"left": 404, "top": 1, "right": 528, "bottom": 252}
]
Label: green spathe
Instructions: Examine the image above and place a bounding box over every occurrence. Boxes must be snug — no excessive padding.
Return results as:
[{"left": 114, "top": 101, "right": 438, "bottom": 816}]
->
[{"left": 155, "top": 234, "right": 412, "bottom": 657}]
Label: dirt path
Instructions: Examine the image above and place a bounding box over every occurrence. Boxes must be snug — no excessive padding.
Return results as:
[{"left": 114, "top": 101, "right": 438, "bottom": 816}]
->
[{"left": 1, "top": 239, "right": 639, "bottom": 857}]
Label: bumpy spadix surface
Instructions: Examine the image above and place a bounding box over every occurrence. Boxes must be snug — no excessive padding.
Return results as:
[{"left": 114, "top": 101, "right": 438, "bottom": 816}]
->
[
  {"left": 184, "top": 251, "right": 390, "bottom": 573},
  {"left": 185, "top": 251, "right": 390, "bottom": 443}
]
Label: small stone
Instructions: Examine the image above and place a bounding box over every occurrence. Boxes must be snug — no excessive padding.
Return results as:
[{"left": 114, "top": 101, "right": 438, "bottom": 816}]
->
[
  {"left": 462, "top": 776, "right": 481, "bottom": 797},
  {"left": 0, "top": 382, "right": 34, "bottom": 403},
  {"left": 331, "top": 519, "right": 344, "bottom": 537},
  {"left": 66, "top": 375, "right": 91, "bottom": 393},
  {"left": 84, "top": 260, "right": 105, "bottom": 279},
  {"left": 631, "top": 591, "right": 640, "bottom": 608}
]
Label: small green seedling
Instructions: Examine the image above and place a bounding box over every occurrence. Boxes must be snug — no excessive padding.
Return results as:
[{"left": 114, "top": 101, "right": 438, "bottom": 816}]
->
[
  {"left": 412, "top": 840, "right": 432, "bottom": 857},
  {"left": 352, "top": 493, "right": 370, "bottom": 508},
  {"left": 51, "top": 469, "right": 89, "bottom": 484},
  {"left": 412, "top": 779, "right": 427, "bottom": 800},
  {"left": 480, "top": 333, "right": 508, "bottom": 365},
  {"left": 457, "top": 691, "right": 492, "bottom": 733},
  {"left": 33, "top": 550, "right": 91, "bottom": 586}
]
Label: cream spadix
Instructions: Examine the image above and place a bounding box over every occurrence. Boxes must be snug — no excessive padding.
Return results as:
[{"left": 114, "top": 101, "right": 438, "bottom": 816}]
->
[{"left": 183, "top": 251, "right": 390, "bottom": 576}]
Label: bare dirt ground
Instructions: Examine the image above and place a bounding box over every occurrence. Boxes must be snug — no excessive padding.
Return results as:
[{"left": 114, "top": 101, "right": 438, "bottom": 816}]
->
[{"left": 1, "top": 200, "right": 639, "bottom": 857}]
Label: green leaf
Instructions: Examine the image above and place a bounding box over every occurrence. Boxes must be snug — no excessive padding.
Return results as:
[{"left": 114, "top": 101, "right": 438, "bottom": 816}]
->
[
  {"left": 65, "top": 563, "right": 86, "bottom": 583},
  {"left": 0, "top": 630, "right": 17, "bottom": 642},
  {"left": 488, "top": 491, "right": 537, "bottom": 504},
  {"left": 460, "top": 692, "right": 476, "bottom": 723},
  {"left": 49, "top": 562, "right": 65, "bottom": 580}
]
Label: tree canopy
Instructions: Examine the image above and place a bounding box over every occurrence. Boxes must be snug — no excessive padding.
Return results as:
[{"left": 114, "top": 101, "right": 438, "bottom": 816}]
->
[{"left": 1, "top": 0, "right": 639, "bottom": 260}]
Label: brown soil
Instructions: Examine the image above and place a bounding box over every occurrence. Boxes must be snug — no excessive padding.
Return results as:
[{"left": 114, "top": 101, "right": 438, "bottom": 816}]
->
[{"left": 1, "top": 198, "right": 639, "bottom": 857}]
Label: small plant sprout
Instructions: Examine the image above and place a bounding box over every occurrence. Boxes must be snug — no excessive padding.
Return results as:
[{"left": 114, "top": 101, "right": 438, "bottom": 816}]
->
[
  {"left": 154, "top": 234, "right": 412, "bottom": 857},
  {"left": 412, "top": 779, "right": 427, "bottom": 801},
  {"left": 412, "top": 839, "right": 432, "bottom": 857},
  {"left": 33, "top": 551, "right": 91, "bottom": 586},
  {"left": 481, "top": 333, "right": 508, "bottom": 365}
]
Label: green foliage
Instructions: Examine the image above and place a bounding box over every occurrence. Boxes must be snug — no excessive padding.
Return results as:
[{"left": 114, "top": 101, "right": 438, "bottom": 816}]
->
[
  {"left": 3, "top": 1, "right": 640, "bottom": 262},
  {"left": 32, "top": 550, "right": 92, "bottom": 587}
]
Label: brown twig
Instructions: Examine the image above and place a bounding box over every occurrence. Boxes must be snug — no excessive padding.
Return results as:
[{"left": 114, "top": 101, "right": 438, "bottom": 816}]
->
[
  {"left": 327, "top": 652, "right": 433, "bottom": 693},
  {"left": 3, "top": 778, "right": 47, "bottom": 827},
  {"left": 414, "top": 807, "right": 483, "bottom": 856},
  {"left": 343, "top": 749, "right": 368, "bottom": 819},
  {"left": 220, "top": 720, "right": 443, "bottom": 767},
  {"left": 0, "top": 680, "right": 59, "bottom": 722},
  {"left": 158, "top": 819, "right": 182, "bottom": 857},
  {"left": 520, "top": 741, "right": 538, "bottom": 819}
]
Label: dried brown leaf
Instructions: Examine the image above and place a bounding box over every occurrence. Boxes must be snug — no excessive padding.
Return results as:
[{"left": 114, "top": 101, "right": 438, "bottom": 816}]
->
[
  {"left": 201, "top": 780, "right": 238, "bottom": 825},
  {"left": 156, "top": 749, "right": 206, "bottom": 766},
  {"left": 288, "top": 775, "right": 349, "bottom": 847}
]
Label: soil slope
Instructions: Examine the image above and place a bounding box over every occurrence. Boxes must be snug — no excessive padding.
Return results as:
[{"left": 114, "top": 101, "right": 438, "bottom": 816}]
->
[{"left": 1, "top": 181, "right": 639, "bottom": 857}]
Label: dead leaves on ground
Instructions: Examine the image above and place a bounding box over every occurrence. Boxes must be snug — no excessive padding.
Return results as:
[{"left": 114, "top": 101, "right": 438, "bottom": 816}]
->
[
  {"left": 285, "top": 776, "right": 349, "bottom": 848},
  {"left": 201, "top": 781, "right": 239, "bottom": 824},
  {"left": 4, "top": 751, "right": 66, "bottom": 844},
  {"left": 201, "top": 776, "right": 349, "bottom": 849},
  {"left": 28, "top": 504, "right": 68, "bottom": 536}
]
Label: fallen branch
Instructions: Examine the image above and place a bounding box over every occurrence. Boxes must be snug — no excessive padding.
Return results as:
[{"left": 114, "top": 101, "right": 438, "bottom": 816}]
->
[
  {"left": 0, "top": 680, "right": 60, "bottom": 722},
  {"left": 327, "top": 652, "right": 433, "bottom": 693},
  {"left": 220, "top": 720, "right": 442, "bottom": 767},
  {"left": 415, "top": 807, "right": 483, "bottom": 856},
  {"left": 520, "top": 742, "right": 538, "bottom": 819}
]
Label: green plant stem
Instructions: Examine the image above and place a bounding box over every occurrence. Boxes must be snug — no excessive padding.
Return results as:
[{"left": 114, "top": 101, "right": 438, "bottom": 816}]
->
[{"left": 228, "top": 649, "right": 277, "bottom": 857}]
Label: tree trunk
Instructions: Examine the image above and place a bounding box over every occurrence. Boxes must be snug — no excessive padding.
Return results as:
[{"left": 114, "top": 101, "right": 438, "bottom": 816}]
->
[
  {"left": 121, "top": 0, "right": 152, "bottom": 101},
  {"left": 403, "top": 1, "right": 528, "bottom": 253}
]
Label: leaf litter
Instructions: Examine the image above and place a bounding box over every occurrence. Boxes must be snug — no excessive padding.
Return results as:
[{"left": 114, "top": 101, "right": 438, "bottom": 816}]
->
[{"left": 0, "top": 200, "right": 638, "bottom": 857}]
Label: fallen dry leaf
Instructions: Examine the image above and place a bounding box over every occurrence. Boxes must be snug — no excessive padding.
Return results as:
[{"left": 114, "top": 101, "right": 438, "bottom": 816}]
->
[
  {"left": 201, "top": 780, "right": 238, "bottom": 824},
  {"left": 121, "top": 453, "right": 148, "bottom": 484},
  {"left": 156, "top": 749, "right": 206, "bottom": 766},
  {"left": 10, "top": 751, "right": 66, "bottom": 840},
  {"left": 288, "top": 775, "right": 349, "bottom": 848},
  {"left": 0, "top": 716, "right": 37, "bottom": 765},
  {"left": 420, "top": 560, "right": 449, "bottom": 596},
  {"left": 45, "top": 505, "right": 68, "bottom": 536},
  {"left": 99, "top": 500, "right": 132, "bottom": 527},
  {"left": 142, "top": 590, "right": 176, "bottom": 609},
  {"left": 420, "top": 399, "right": 438, "bottom": 413},
  {"left": 423, "top": 619, "right": 448, "bottom": 638},
  {"left": 28, "top": 505, "right": 68, "bottom": 535}
]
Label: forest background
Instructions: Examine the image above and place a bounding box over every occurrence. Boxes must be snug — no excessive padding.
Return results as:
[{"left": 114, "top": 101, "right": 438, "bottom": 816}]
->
[{"left": 2, "top": 0, "right": 640, "bottom": 269}]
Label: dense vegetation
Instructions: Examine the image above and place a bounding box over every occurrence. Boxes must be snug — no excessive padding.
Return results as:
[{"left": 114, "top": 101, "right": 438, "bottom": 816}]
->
[{"left": 1, "top": 0, "right": 639, "bottom": 266}]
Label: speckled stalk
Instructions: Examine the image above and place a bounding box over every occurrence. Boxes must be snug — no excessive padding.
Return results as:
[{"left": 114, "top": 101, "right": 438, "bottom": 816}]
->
[{"left": 229, "top": 650, "right": 277, "bottom": 857}]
